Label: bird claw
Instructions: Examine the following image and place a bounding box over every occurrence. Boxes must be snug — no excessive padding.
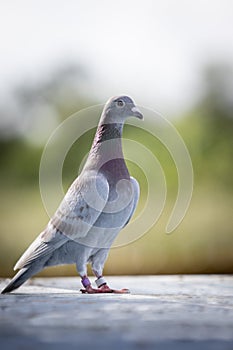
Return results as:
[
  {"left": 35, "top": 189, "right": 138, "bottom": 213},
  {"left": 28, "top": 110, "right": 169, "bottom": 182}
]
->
[
  {"left": 111, "top": 288, "right": 130, "bottom": 294},
  {"left": 80, "top": 284, "right": 130, "bottom": 294}
]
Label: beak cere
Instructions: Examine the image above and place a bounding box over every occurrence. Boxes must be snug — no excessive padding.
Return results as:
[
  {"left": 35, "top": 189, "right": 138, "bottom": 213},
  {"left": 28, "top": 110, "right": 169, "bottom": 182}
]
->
[{"left": 131, "top": 106, "right": 144, "bottom": 120}]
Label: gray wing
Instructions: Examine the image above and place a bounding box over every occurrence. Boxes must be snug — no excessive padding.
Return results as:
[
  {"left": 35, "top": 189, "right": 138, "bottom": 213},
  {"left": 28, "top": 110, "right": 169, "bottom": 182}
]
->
[
  {"left": 14, "top": 172, "right": 109, "bottom": 270},
  {"left": 50, "top": 171, "right": 109, "bottom": 240},
  {"left": 123, "top": 176, "right": 140, "bottom": 227}
]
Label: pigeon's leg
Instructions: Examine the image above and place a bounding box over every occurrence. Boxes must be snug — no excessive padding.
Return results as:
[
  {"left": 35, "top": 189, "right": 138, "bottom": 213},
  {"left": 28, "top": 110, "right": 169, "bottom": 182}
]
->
[
  {"left": 79, "top": 275, "right": 102, "bottom": 294},
  {"left": 76, "top": 263, "right": 100, "bottom": 293},
  {"left": 80, "top": 273, "right": 129, "bottom": 294},
  {"left": 80, "top": 272, "right": 115, "bottom": 294},
  {"left": 76, "top": 261, "right": 103, "bottom": 294},
  {"left": 91, "top": 254, "right": 130, "bottom": 294},
  {"left": 93, "top": 273, "right": 130, "bottom": 294},
  {"left": 78, "top": 253, "right": 130, "bottom": 294}
]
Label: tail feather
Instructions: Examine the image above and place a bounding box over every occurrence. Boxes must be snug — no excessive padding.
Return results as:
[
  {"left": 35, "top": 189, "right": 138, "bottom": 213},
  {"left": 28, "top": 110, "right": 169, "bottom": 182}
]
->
[{"left": 1, "top": 265, "right": 42, "bottom": 294}]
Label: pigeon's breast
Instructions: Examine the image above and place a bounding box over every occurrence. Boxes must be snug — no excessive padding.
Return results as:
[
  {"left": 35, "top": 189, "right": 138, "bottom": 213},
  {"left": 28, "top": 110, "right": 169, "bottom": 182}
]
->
[
  {"left": 100, "top": 158, "right": 130, "bottom": 179},
  {"left": 76, "top": 174, "right": 135, "bottom": 249}
]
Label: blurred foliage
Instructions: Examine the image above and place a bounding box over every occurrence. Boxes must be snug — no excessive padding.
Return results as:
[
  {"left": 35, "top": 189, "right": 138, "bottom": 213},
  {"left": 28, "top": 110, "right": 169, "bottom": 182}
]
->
[
  {"left": 0, "top": 62, "right": 232, "bottom": 276},
  {"left": 176, "top": 63, "right": 233, "bottom": 190}
]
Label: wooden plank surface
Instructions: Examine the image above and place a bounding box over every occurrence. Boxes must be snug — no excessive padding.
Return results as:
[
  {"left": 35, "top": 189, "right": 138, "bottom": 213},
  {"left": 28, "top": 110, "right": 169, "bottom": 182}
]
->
[{"left": 0, "top": 275, "right": 233, "bottom": 349}]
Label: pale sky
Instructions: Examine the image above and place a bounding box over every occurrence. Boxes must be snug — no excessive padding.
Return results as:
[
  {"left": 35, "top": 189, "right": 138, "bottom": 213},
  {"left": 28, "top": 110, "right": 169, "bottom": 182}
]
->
[{"left": 1, "top": 0, "right": 233, "bottom": 115}]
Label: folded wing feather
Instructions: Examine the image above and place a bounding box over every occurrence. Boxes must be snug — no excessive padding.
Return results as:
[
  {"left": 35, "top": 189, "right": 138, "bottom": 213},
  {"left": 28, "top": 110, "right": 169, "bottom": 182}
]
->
[{"left": 14, "top": 172, "right": 109, "bottom": 270}]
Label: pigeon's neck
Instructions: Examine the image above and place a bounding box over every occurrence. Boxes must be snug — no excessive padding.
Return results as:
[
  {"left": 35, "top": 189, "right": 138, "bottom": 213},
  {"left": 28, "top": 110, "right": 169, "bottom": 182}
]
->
[
  {"left": 90, "top": 122, "right": 124, "bottom": 160},
  {"left": 85, "top": 122, "right": 129, "bottom": 178},
  {"left": 92, "top": 122, "right": 123, "bottom": 149}
]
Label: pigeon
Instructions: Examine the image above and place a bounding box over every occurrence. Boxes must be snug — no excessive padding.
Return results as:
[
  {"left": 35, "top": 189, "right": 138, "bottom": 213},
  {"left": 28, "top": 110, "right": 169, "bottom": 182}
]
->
[{"left": 1, "top": 95, "right": 143, "bottom": 294}]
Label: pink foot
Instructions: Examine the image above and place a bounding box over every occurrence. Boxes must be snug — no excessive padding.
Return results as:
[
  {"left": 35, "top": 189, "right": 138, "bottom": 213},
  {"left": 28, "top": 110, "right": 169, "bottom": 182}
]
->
[
  {"left": 80, "top": 285, "right": 102, "bottom": 294},
  {"left": 80, "top": 284, "right": 130, "bottom": 294}
]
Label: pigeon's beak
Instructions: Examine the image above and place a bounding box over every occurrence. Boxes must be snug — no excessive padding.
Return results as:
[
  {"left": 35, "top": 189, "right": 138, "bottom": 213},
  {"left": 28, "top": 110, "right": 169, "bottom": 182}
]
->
[{"left": 131, "top": 106, "right": 144, "bottom": 120}]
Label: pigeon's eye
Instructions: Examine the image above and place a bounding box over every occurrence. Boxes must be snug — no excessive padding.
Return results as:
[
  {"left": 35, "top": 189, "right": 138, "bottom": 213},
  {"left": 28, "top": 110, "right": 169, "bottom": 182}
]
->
[{"left": 116, "top": 99, "right": 125, "bottom": 108}]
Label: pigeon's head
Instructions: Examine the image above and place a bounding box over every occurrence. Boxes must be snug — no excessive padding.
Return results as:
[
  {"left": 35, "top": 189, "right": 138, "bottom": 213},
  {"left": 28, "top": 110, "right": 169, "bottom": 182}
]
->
[{"left": 103, "top": 95, "right": 143, "bottom": 123}]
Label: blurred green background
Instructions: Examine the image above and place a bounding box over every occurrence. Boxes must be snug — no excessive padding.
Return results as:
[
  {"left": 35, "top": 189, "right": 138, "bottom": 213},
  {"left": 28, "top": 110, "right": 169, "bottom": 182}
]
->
[{"left": 0, "top": 1, "right": 232, "bottom": 277}]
